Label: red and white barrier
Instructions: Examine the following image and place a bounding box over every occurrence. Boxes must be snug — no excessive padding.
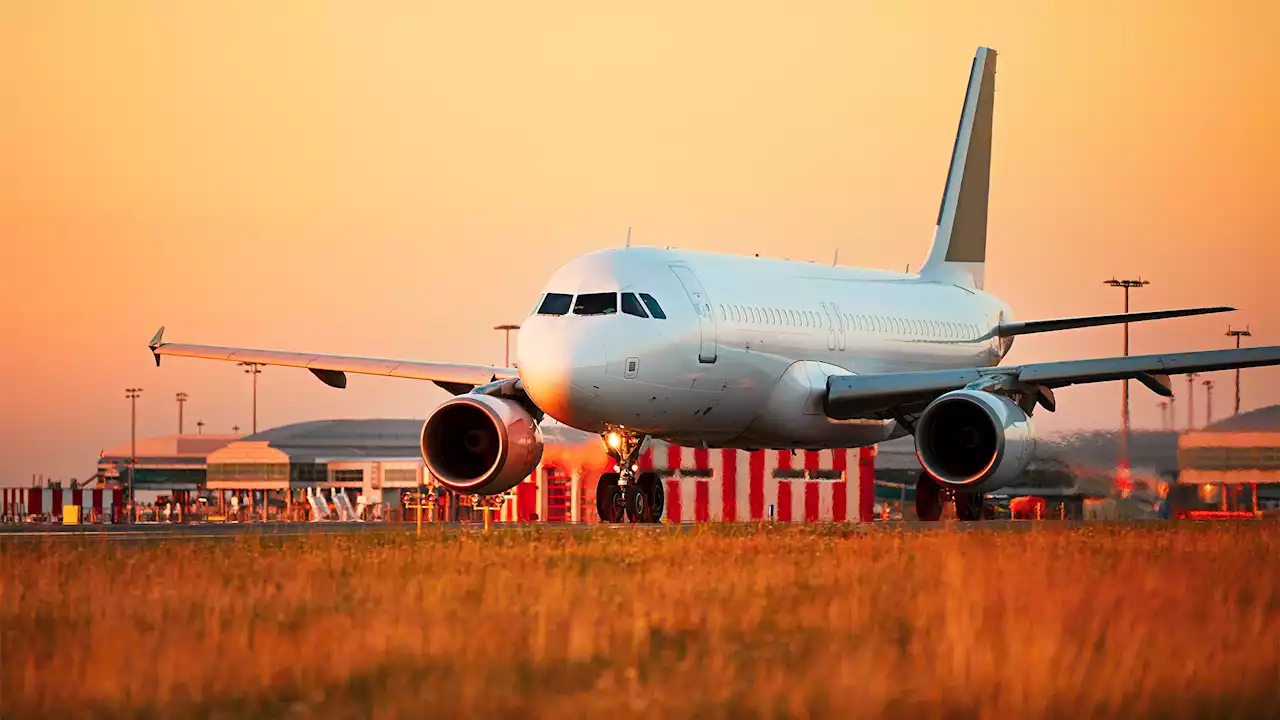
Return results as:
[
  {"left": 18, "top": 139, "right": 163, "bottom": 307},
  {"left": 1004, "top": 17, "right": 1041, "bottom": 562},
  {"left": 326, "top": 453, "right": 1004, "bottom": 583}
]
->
[
  {"left": 1, "top": 488, "right": 124, "bottom": 522},
  {"left": 642, "top": 445, "right": 875, "bottom": 523},
  {"left": 499, "top": 444, "right": 876, "bottom": 523}
]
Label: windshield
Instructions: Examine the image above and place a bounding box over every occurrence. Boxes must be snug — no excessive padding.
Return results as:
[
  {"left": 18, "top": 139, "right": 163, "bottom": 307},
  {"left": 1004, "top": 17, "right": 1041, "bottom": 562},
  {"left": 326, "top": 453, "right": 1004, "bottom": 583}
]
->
[
  {"left": 573, "top": 292, "right": 617, "bottom": 315},
  {"left": 639, "top": 293, "right": 667, "bottom": 319},
  {"left": 621, "top": 292, "right": 649, "bottom": 318},
  {"left": 536, "top": 293, "right": 573, "bottom": 316}
]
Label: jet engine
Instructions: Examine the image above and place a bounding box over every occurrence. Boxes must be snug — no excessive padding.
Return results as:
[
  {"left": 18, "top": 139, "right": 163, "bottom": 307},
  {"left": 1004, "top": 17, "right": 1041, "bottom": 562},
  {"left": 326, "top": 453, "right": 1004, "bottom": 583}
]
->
[
  {"left": 420, "top": 393, "right": 544, "bottom": 496},
  {"left": 914, "top": 389, "right": 1035, "bottom": 492}
]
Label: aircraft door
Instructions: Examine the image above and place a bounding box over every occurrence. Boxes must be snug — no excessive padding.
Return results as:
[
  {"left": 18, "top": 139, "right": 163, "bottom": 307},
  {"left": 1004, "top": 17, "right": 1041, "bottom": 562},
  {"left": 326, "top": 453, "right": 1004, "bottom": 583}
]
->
[
  {"left": 669, "top": 265, "right": 718, "bottom": 363},
  {"left": 820, "top": 303, "right": 836, "bottom": 351},
  {"left": 829, "top": 303, "right": 848, "bottom": 351}
]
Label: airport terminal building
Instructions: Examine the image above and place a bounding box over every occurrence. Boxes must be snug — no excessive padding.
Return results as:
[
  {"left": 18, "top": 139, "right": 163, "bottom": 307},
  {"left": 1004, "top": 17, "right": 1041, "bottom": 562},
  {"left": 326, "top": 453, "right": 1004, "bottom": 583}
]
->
[{"left": 204, "top": 419, "right": 424, "bottom": 504}]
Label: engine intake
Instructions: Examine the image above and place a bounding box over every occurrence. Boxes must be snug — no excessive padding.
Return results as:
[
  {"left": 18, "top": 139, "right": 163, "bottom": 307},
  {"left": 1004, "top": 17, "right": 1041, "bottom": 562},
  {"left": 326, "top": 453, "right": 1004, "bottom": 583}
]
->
[
  {"left": 914, "top": 389, "right": 1035, "bottom": 492},
  {"left": 420, "top": 394, "right": 544, "bottom": 496}
]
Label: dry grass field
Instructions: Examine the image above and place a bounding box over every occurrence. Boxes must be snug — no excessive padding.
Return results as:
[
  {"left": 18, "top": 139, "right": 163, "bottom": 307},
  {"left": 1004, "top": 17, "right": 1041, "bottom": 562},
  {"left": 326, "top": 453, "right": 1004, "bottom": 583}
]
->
[{"left": 3, "top": 522, "right": 1279, "bottom": 718}]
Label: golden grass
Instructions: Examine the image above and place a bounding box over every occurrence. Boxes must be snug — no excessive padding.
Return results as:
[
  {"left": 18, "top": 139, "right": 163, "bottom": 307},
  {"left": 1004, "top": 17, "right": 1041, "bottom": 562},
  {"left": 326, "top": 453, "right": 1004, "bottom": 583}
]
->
[{"left": 2, "top": 523, "right": 1278, "bottom": 718}]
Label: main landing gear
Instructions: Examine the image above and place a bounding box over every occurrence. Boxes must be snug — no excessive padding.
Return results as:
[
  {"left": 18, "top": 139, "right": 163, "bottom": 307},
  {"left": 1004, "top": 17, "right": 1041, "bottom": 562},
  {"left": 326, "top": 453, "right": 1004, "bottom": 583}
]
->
[
  {"left": 596, "top": 429, "right": 664, "bottom": 523},
  {"left": 915, "top": 471, "right": 986, "bottom": 521}
]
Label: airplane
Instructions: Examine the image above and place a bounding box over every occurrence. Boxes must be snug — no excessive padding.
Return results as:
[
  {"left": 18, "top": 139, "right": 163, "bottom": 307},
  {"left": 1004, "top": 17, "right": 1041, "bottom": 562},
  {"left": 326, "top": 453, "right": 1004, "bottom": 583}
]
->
[{"left": 148, "top": 47, "right": 1280, "bottom": 522}]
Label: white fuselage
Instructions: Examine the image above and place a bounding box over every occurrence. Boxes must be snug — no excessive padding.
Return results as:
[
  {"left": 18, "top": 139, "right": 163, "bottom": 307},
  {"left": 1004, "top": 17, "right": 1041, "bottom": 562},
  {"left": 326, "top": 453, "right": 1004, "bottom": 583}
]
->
[{"left": 516, "top": 247, "right": 1012, "bottom": 450}]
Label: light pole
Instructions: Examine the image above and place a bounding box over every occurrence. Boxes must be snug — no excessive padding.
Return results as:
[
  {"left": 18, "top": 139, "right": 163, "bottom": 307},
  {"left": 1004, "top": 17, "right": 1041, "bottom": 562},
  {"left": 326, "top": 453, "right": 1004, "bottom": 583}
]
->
[
  {"left": 125, "top": 388, "right": 143, "bottom": 521},
  {"left": 1226, "top": 327, "right": 1252, "bottom": 415},
  {"left": 239, "top": 362, "right": 262, "bottom": 434},
  {"left": 196, "top": 420, "right": 205, "bottom": 435},
  {"left": 1203, "top": 379, "right": 1215, "bottom": 426},
  {"left": 176, "top": 392, "right": 188, "bottom": 434},
  {"left": 493, "top": 324, "right": 521, "bottom": 367},
  {"left": 1186, "top": 372, "right": 1198, "bottom": 429},
  {"left": 233, "top": 424, "right": 240, "bottom": 434},
  {"left": 1104, "top": 278, "right": 1149, "bottom": 465},
  {"left": 1158, "top": 401, "right": 1170, "bottom": 430}
]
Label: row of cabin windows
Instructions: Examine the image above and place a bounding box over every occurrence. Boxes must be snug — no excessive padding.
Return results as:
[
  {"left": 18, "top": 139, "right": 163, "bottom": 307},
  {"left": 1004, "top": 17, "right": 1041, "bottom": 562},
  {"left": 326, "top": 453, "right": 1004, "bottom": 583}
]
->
[
  {"left": 717, "top": 303, "right": 978, "bottom": 340},
  {"left": 534, "top": 292, "right": 667, "bottom": 319}
]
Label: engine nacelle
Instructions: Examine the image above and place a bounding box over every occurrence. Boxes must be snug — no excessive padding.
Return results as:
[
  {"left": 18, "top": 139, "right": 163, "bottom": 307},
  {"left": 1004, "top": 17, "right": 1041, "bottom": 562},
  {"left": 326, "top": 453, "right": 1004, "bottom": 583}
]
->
[
  {"left": 914, "top": 389, "right": 1035, "bottom": 492},
  {"left": 420, "top": 394, "right": 544, "bottom": 496}
]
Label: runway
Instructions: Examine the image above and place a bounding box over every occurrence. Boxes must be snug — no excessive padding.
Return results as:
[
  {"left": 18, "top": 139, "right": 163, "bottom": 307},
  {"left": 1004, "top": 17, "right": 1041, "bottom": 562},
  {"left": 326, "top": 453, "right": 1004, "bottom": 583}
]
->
[{"left": 0, "top": 518, "right": 1139, "bottom": 541}]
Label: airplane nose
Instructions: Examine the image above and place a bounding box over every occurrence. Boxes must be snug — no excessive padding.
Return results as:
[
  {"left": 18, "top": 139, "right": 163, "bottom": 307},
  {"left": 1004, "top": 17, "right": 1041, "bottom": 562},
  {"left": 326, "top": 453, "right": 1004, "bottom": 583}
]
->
[{"left": 517, "top": 324, "right": 607, "bottom": 429}]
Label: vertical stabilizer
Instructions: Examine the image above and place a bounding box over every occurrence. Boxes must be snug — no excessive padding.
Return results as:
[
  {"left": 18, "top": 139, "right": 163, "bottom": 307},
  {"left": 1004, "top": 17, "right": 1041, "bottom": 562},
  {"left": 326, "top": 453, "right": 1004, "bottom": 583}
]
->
[{"left": 919, "top": 47, "right": 996, "bottom": 290}]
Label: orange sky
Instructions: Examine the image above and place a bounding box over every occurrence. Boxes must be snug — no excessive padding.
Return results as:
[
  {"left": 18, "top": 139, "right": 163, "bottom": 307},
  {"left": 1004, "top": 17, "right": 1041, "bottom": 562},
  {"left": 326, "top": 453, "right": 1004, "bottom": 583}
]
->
[{"left": 3, "top": 1, "right": 1278, "bottom": 484}]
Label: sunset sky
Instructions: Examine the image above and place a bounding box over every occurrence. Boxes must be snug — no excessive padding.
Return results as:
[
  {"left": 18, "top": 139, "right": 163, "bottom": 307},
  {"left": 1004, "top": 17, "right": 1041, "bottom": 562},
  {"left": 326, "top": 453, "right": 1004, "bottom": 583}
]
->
[{"left": 3, "top": 1, "right": 1278, "bottom": 484}]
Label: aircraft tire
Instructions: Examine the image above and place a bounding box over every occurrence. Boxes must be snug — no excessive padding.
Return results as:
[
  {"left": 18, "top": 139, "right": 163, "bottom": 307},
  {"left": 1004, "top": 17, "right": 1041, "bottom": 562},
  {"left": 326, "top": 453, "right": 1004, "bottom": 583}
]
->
[
  {"left": 915, "top": 472, "right": 944, "bottom": 521},
  {"left": 624, "top": 486, "right": 645, "bottom": 523},
  {"left": 954, "top": 491, "right": 985, "bottom": 521},
  {"left": 596, "top": 473, "right": 625, "bottom": 522},
  {"left": 636, "top": 472, "right": 665, "bottom": 523}
]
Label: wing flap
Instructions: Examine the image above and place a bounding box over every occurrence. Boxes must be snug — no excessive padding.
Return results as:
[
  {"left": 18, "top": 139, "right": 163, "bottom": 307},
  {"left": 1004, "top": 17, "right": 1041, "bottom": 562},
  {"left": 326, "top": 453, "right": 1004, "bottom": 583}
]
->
[{"left": 150, "top": 331, "right": 515, "bottom": 390}]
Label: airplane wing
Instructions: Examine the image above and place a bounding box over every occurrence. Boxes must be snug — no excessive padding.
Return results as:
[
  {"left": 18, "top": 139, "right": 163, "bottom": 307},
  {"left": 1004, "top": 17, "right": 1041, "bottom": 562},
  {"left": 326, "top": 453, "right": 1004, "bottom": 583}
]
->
[
  {"left": 995, "top": 306, "right": 1233, "bottom": 338},
  {"left": 825, "top": 344, "right": 1280, "bottom": 420},
  {"left": 148, "top": 327, "right": 515, "bottom": 395}
]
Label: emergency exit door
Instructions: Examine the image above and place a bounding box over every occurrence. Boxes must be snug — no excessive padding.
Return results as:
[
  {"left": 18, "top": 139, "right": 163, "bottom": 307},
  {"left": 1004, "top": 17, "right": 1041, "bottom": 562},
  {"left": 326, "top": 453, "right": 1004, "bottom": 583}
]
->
[{"left": 669, "top": 265, "right": 718, "bottom": 363}]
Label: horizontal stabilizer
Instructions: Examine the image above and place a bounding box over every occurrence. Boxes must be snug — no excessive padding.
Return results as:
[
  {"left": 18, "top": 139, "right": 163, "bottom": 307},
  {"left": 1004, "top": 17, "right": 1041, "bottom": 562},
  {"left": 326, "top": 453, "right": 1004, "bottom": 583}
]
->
[{"left": 996, "top": 306, "right": 1234, "bottom": 338}]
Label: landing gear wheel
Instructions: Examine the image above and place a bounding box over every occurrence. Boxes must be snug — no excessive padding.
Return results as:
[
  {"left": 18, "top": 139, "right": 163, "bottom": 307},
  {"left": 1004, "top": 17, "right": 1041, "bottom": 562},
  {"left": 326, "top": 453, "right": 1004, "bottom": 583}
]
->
[
  {"left": 624, "top": 486, "right": 646, "bottom": 523},
  {"left": 954, "top": 491, "right": 985, "bottom": 521},
  {"left": 625, "top": 472, "right": 665, "bottom": 523},
  {"left": 596, "top": 473, "right": 625, "bottom": 523},
  {"left": 637, "top": 472, "right": 665, "bottom": 523},
  {"left": 915, "top": 472, "right": 944, "bottom": 521}
]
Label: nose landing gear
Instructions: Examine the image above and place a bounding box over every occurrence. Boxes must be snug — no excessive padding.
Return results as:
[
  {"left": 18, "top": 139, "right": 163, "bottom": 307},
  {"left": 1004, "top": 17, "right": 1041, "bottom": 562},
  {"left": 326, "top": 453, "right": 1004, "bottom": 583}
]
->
[{"left": 596, "top": 429, "right": 664, "bottom": 523}]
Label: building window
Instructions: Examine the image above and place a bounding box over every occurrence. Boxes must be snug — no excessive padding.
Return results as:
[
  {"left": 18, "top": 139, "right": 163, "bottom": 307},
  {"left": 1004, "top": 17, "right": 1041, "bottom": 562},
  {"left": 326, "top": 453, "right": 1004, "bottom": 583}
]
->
[
  {"left": 331, "top": 469, "right": 364, "bottom": 483},
  {"left": 383, "top": 468, "right": 418, "bottom": 486}
]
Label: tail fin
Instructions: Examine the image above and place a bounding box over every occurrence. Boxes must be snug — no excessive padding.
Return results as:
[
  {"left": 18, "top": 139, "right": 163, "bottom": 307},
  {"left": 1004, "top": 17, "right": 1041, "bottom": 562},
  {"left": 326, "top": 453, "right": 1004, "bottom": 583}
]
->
[{"left": 919, "top": 47, "right": 996, "bottom": 290}]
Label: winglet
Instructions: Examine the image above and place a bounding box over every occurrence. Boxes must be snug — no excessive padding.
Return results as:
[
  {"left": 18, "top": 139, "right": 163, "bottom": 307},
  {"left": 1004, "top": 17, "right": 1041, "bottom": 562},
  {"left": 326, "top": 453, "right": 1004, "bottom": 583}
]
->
[{"left": 149, "top": 326, "right": 165, "bottom": 366}]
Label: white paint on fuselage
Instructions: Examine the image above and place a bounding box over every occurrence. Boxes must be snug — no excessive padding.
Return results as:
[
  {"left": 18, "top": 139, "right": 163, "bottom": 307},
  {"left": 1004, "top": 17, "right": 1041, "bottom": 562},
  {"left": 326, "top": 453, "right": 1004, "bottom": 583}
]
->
[{"left": 517, "top": 247, "right": 1011, "bottom": 450}]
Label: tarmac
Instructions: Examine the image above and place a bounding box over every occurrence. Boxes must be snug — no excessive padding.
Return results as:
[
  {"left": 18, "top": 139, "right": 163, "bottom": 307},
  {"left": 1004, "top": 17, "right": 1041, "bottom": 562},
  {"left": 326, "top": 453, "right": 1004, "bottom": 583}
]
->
[{"left": 0, "top": 518, "right": 1133, "bottom": 542}]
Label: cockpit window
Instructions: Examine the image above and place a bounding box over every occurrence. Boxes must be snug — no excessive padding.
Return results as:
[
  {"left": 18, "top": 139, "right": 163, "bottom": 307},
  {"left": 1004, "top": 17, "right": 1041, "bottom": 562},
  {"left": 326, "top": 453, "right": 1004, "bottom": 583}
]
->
[
  {"left": 639, "top": 293, "right": 667, "bottom": 319},
  {"left": 573, "top": 292, "right": 617, "bottom": 315},
  {"left": 536, "top": 293, "right": 573, "bottom": 316},
  {"left": 621, "top": 292, "right": 649, "bottom": 318}
]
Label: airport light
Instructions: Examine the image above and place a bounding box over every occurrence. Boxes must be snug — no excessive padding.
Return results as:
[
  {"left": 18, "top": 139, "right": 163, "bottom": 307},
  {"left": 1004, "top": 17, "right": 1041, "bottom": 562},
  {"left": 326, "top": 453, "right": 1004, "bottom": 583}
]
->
[
  {"left": 493, "top": 324, "right": 521, "bottom": 368},
  {"left": 125, "top": 387, "right": 143, "bottom": 522},
  {"left": 1104, "top": 277, "right": 1148, "bottom": 464},
  {"left": 176, "top": 392, "right": 188, "bottom": 434},
  {"left": 238, "top": 362, "right": 262, "bottom": 434},
  {"left": 1226, "top": 327, "right": 1252, "bottom": 415},
  {"left": 1203, "top": 379, "right": 1215, "bottom": 426}
]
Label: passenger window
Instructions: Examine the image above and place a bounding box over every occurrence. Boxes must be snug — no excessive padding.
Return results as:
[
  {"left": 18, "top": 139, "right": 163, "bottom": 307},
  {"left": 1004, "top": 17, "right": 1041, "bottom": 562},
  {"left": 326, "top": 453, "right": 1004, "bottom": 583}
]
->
[
  {"left": 621, "top": 292, "right": 649, "bottom": 318},
  {"left": 573, "top": 292, "right": 617, "bottom": 315},
  {"left": 638, "top": 293, "right": 667, "bottom": 319},
  {"left": 537, "top": 293, "right": 573, "bottom": 316}
]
